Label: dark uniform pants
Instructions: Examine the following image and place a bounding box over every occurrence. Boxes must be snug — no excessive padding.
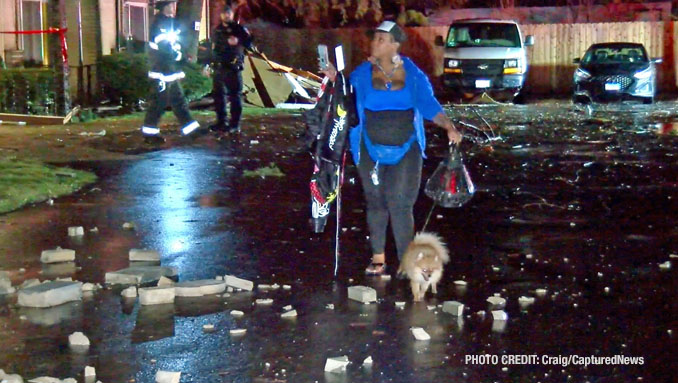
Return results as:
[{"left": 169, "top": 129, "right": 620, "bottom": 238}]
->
[
  {"left": 143, "top": 80, "right": 193, "bottom": 129},
  {"left": 213, "top": 68, "right": 243, "bottom": 128}
]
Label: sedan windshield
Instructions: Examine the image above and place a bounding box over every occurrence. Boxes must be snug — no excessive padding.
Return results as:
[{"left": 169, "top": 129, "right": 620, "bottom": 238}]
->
[
  {"left": 583, "top": 46, "right": 648, "bottom": 65},
  {"left": 446, "top": 23, "right": 521, "bottom": 48}
]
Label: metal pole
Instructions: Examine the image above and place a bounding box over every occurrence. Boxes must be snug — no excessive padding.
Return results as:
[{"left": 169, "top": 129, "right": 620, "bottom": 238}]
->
[{"left": 77, "top": 0, "right": 85, "bottom": 105}]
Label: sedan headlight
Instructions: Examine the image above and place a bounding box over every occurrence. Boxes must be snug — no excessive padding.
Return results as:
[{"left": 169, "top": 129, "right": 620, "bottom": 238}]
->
[
  {"left": 574, "top": 67, "right": 591, "bottom": 82},
  {"left": 634, "top": 67, "right": 652, "bottom": 79},
  {"left": 446, "top": 59, "right": 460, "bottom": 68}
]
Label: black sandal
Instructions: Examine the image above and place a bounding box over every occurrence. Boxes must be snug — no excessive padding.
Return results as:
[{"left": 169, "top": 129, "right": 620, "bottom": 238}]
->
[{"left": 365, "top": 263, "right": 387, "bottom": 276}]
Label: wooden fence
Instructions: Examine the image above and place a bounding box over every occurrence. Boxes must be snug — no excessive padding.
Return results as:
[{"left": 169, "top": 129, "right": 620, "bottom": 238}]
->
[{"left": 252, "top": 21, "right": 678, "bottom": 95}]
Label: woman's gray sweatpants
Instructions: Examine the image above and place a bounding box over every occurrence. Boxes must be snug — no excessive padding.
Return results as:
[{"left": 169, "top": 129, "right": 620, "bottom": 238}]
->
[{"left": 356, "top": 141, "right": 422, "bottom": 260}]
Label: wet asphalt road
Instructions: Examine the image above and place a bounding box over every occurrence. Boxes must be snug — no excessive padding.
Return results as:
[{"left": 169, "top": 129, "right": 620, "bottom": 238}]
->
[{"left": 0, "top": 102, "right": 677, "bottom": 383}]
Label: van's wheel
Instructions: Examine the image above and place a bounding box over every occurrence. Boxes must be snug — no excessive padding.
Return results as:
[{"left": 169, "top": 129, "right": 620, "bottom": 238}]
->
[
  {"left": 512, "top": 92, "right": 526, "bottom": 104},
  {"left": 642, "top": 97, "right": 654, "bottom": 105}
]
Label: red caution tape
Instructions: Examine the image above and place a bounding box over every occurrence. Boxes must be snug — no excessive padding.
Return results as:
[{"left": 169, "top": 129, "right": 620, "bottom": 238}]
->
[{"left": 0, "top": 28, "right": 68, "bottom": 64}]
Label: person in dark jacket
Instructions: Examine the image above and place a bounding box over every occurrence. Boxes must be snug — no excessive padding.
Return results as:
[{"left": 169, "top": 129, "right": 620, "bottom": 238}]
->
[
  {"left": 141, "top": 0, "right": 202, "bottom": 143},
  {"left": 209, "top": 5, "right": 255, "bottom": 134}
]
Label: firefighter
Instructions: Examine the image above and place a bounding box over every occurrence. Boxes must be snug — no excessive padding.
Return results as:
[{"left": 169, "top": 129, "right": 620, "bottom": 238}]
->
[
  {"left": 209, "top": 5, "right": 256, "bottom": 134},
  {"left": 141, "top": 0, "right": 202, "bottom": 143}
]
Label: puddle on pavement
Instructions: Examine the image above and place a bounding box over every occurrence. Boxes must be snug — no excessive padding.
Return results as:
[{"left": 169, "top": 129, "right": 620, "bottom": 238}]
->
[{"left": 0, "top": 105, "right": 676, "bottom": 382}]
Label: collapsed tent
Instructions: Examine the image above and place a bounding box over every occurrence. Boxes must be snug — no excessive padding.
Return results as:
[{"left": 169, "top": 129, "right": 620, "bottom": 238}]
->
[{"left": 242, "top": 53, "right": 322, "bottom": 107}]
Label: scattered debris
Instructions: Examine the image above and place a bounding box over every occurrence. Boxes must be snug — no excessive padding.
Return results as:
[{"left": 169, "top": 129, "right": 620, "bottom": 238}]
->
[
  {"left": 0, "top": 272, "right": 14, "bottom": 295},
  {"left": 18, "top": 281, "right": 82, "bottom": 308},
  {"left": 28, "top": 377, "right": 74, "bottom": 383},
  {"left": 81, "top": 283, "right": 100, "bottom": 292},
  {"left": 381, "top": 274, "right": 392, "bottom": 281},
  {"left": 19, "top": 279, "right": 41, "bottom": 290},
  {"left": 491, "top": 310, "right": 508, "bottom": 321},
  {"left": 84, "top": 366, "right": 95, "bottom": 382},
  {"left": 203, "top": 324, "right": 215, "bottom": 332},
  {"left": 518, "top": 296, "right": 536, "bottom": 308},
  {"left": 2, "top": 373, "right": 24, "bottom": 383},
  {"left": 229, "top": 328, "right": 247, "bottom": 336},
  {"left": 486, "top": 296, "right": 506, "bottom": 309},
  {"left": 121, "top": 286, "right": 137, "bottom": 299},
  {"left": 129, "top": 249, "right": 161, "bottom": 262},
  {"left": 443, "top": 301, "right": 464, "bottom": 316},
  {"left": 281, "top": 309, "right": 297, "bottom": 318},
  {"left": 122, "top": 222, "right": 136, "bottom": 230},
  {"left": 138, "top": 286, "right": 175, "bottom": 305},
  {"left": 659, "top": 261, "right": 671, "bottom": 270},
  {"left": 68, "top": 332, "right": 90, "bottom": 347},
  {"left": 40, "top": 247, "right": 75, "bottom": 264},
  {"left": 283, "top": 305, "right": 293, "bottom": 311},
  {"left": 255, "top": 298, "right": 274, "bottom": 305},
  {"left": 326, "top": 303, "right": 335, "bottom": 310},
  {"left": 243, "top": 164, "right": 284, "bottom": 178},
  {"left": 282, "top": 284, "right": 292, "bottom": 290},
  {"left": 67, "top": 227, "right": 84, "bottom": 237},
  {"left": 174, "top": 280, "right": 226, "bottom": 297},
  {"left": 157, "top": 276, "right": 175, "bottom": 287},
  {"left": 348, "top": 286, "right": 377, "bottom": 303},
  {"left": 395, "top": 301, "right": 406, "bottom": 308},
  {"left": 78, "top": 130, "right": 106, "bottom": 137},
  {"left": 324, "top": 356, "right": 349, "bottom": 373},
  {"left": 230, "top": 310, "right": 244, "bottom": 318},
  {"left": 89, "top": 227, "right": 99, "bottom": 233},
  {"left": 411, "top": 327, "right": 431, "bottom": 341},
  {"left": 535, "top": 288, "right": 548, "bottom": 297},
  {"left": 105, "top": 266, "right": 178, "bottom": 285},
  {"left": 454, "top": 280, "right": 467, "bottom": 286},
  {"left": 155, "top": 371, "right": 181, "bottom": 383},
  {"left": 362, "top": 356, "right": 373, "bottom": 366},
  {"left": 224, "top": 275, "right": 254, "bottom": 291}
]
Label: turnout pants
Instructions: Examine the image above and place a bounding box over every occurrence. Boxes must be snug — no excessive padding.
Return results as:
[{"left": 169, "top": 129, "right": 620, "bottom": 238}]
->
[
  {"left": 212, "top": 68, "right": 243, "bottom": 128},
  {"left": 356, "top": 141, "right": 423, "bottom": 260},
  {"left": 142, "top": 80, "right": 196, "bottom": 134}
]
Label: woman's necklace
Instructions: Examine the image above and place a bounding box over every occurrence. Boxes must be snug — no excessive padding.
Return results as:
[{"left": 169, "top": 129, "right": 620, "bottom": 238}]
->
[{"left": 374, "top": 60, "right": 399, "bottom": 90}]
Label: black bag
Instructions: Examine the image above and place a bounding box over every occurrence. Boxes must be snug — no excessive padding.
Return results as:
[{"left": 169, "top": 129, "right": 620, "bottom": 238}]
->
[
  {"left": 307, "top": 73, "right": 356, "bottom": 233},
  {"left": 424, "top": 145, "right": 475, "bottom": 208}
]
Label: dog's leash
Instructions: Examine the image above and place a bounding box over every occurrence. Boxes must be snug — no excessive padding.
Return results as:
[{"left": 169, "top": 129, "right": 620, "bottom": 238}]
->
[{"left": 421, "top": 201, "right": 437, "bottom": 232}]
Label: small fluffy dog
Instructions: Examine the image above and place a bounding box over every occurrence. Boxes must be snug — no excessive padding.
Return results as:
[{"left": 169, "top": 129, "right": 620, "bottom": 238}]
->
[{"left": 398, "top": 232, "right": 450, "bottom": 302}]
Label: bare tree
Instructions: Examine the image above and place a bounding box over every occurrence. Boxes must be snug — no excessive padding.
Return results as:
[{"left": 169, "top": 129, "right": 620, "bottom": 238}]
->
[{"left": 176, "top": 0, "right": 204, "bottom": 62}]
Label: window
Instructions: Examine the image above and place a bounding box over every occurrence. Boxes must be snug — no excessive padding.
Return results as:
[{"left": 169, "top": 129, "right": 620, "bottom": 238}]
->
[
  {"left": 583, "top": 45, "right": 649, "bottom": 65},
  {"left": 123, "top": 1, "right": 149, "bottom": 42},
  {"left": 447, "top": 23, "right": 521, "bottom": 48},
  {"left": 19, "top": 0, "right": 45, "bottom": 65}
]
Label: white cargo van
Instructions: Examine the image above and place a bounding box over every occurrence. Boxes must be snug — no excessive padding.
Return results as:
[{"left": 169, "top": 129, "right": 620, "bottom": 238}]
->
[{"left": 435, "top": 19, "right": 534, "bottom": 102}]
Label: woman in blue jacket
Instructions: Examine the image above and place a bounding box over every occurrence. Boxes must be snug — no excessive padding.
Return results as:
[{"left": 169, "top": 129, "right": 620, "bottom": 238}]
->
[{"left": 325, "top": 21, "right": 461, "bottom": 275}]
